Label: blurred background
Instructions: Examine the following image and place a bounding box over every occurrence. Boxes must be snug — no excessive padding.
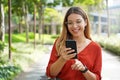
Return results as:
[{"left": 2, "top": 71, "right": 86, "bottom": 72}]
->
[{"left": 0, "top": 0, "right": 120, "bottom": 80}]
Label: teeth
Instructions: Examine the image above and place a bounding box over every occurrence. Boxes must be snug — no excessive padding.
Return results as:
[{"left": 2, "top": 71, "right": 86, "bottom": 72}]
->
[{"left": 73, "top": 29, "right": 79, "bottom": 33}]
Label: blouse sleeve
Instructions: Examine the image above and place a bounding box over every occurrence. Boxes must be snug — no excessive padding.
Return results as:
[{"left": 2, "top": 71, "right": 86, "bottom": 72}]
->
[
  {"left": 93, "top": 43, "right": 102, "bottom": 80},
  {"left": 46, "top": 40, "right": 58, "bottom": 78}
]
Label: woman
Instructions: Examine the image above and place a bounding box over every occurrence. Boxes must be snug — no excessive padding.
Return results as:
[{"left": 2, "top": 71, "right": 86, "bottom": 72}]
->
[{"left": 46, "top": 6, "right": 102, "bottom": 80}]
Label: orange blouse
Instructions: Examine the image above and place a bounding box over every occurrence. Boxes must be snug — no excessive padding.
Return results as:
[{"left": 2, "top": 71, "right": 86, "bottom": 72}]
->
[{"left": 46, "top": 40, "right": 102, "bottom": 80}]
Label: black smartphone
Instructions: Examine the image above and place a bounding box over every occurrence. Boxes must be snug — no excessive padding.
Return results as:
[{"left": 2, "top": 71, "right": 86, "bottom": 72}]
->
[{"left": 65, "top": 40, "right": 77, "bottom": 59}]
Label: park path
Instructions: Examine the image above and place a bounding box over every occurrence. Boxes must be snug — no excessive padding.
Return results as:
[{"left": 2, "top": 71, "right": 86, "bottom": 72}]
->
[
  {"left": 14, "top": 45, "right": 51, "bottom": 80},
  {"left": 14, "top": 45, "right": 120, "bottom": 80}
]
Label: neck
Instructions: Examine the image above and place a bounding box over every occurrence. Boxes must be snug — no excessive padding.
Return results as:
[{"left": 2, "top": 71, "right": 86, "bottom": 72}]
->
[{"left": 73, "top": 35, "right": 86, "bottom": 44}]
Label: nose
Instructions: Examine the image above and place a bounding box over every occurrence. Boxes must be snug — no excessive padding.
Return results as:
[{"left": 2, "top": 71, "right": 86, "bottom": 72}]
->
[{"left": 72, "top": 23, "right": 78, "bottom": 28}]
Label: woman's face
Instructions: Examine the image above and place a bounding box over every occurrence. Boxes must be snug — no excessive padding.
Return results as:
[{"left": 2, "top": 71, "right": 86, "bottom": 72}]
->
[{"left": 67, "top": 13, "right": 87, "bottom": 38}]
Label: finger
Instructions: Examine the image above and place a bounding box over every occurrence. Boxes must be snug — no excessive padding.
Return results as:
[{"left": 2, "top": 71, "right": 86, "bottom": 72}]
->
[
  {"left": 71, "top": 59, "right": 80, "bottom": 70},
  {"left": 71, "top": 64, "right": 79, "bottom": 70},
  {"left": 72, "top": 60, "right": 85, "bottom": 70},
  {"left": 66, "top": 48, "right": 71, "bottom": 51},
  {"left": 74, "top": 64, "right": 79, "bottom": 70},
  {"left": 71, "top": 64, "right": 75, "bottom": 70},
  {"left": 67, "top": 53, "right": 76, "bottom": 59},
  {"left": 63, "top": 48, "right": 71, "bottom": 54},
  {"left": 67, "top": 49, "right": 75, "bottom": 54},
  {"left": 71, "top": 64, "right": 80, "bottom": 70}
]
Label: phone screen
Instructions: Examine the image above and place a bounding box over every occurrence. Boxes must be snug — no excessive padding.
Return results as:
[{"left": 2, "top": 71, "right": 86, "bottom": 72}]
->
[{"left": 65, "top": 40, "right": 77, "bottom": 59}]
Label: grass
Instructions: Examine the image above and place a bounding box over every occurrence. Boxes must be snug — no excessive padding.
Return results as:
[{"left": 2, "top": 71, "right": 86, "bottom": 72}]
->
[
  {"left": 5, "top": 33, "right": 58, "bottom": 44},
  {"left": 3, "top": 33, "right": 57, "bottom": 68},
  {"left": 4, "top": 33, "right": 120, "bottom": 56},
  {"left": 1, "top": 33, "right": 57, "bottom": 79},
  {"left": 40, "top": 34, "right": 58, "bottom": 45}
]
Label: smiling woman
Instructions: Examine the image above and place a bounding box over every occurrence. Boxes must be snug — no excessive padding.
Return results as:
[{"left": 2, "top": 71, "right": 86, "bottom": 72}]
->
[
  {"left": 66, "top": 13, "right": 87, "bottom": 38},
  {"left": 46, "top": 6, "right": 102, "bottom": 80}
]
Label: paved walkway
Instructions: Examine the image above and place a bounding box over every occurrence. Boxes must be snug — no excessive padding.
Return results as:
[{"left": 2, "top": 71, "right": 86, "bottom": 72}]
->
[
  {"left": 101, "top": 49, "right": 120, "bottom": 80},
  {"left": 14, "top": 45, "right": 120, "bottom": 80},
  {"left": 14, "top": 45, "right": 51, "bottom": 80}
]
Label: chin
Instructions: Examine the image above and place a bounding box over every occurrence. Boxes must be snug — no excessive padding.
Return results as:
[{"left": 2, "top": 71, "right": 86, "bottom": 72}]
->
[
  {"left": 73, "top": 35, "right": 80, "bottom": 38},
  {"left": 72, "top": 33, "right": 82, "bottom": 38}
]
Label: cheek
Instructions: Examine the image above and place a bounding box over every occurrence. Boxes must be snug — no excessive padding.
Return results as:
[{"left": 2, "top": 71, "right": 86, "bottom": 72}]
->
[
  {"left": 81, "top": 22, "right": 87, "bottom": 30},
  {"left": 68, "top": 26, "right": 71, "bottom": 31}
]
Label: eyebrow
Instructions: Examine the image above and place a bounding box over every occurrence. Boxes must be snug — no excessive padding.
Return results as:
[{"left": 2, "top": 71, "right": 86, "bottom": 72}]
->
[
  {"left": 77, "top": 18, "right": 82, "bottom": 20},
  {"left": 68, "top": 19, "right": 82, "bottom": 22}
]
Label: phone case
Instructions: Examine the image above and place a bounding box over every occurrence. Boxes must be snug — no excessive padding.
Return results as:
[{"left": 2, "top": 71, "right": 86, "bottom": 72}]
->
[{"left": 65, "top": 40, "right": 77, "bottom": 59}]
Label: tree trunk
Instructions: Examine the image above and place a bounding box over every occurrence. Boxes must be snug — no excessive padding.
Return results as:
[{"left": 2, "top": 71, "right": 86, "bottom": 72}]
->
[
  {"left": 18, "top": 15, "right": 22, "bottom": 33},
  {"left": 39, "top": 5, "right": 44, "bottom": 44},
  {"left": 34, "top": 5, "right": 36, "bottom": 49},
  {"left": 25, "top": 5, "right": 29, "bottom": 43},
  {"left": 22, "top": 2, "right": 29, "bottom": 43},
  {"left": 0, "top": 3, "right": 2, "bottom": 41},
  {"left": 0, "top": 3, "right": 5, "bottom": 42},
  {"left": 51, "top": 18, "right": 56, "bottom": 35},
  {"left": 98, "top": 10, "right": 101, "bottom": 36},
  {"left": 106, "top": 0, "right": 110, "bottom": 37},
  {"left": 38, "top": 6, "right": 43, "bottom": 40},
  {"left": 41, "top": 6, "right": 45, "bottom": 44},
  {"left": 8, "top": 0, "right": 12, "bottom": 61}
]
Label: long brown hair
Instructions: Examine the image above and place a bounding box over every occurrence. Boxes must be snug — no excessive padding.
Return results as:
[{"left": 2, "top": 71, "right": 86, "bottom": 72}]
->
[{"left": 56, "top": 6, "right": 91, "bottom": 56}]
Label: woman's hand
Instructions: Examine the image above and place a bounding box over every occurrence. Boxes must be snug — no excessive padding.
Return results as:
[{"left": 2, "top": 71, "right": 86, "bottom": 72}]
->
[
  {"left": 71, "top": 59, "right": 85, "bottom": 71},
  {"left": 60, "top": 48, "right": 76, "bottom": 61}
]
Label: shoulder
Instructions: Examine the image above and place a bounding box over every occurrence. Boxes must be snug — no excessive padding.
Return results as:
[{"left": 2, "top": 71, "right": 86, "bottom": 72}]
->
[
  {"left": 91, "top": 41, "right": 101, "bottom": 47},
  {"left": 90, "top": 41, "right": 101, "bottom": 51},
  {"left": 88, "top": 41, "right": 102, "bottom": 58}
]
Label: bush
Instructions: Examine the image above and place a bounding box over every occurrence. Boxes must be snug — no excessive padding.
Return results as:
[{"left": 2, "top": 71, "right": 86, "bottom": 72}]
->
[
  {"left": 0, "top": 55, "right": 22, "bottom": 80},
  {"left": 103, "top": 43, "right": 120, "bottom": 56},
  {"left": 0, "top": 65, "right": 21, "bottom": 80},
  {"left": 0, "top": 41, "right": 6, "bottom": 54},
  {"left": 93, "top": 35, "right": 120, "bottom": 56}
]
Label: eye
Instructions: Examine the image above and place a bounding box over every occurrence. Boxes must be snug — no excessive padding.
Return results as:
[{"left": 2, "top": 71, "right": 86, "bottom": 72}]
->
[
  {"left": 76, "top": 20, "right": 82, "bottom": 24},
  {"left": 67, "top": 22, "right": 73, "bottom": 25}
]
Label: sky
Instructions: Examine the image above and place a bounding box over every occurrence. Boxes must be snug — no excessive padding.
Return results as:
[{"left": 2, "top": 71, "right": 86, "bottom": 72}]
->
[
  {"left": 108, "top": 0, "right": 120, "bottom": 7},
  {"left": 108, "top": 0, "right": 113, "bottom": 7}
]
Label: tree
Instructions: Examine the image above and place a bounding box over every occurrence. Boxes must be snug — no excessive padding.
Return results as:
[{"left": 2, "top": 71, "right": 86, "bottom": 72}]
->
[
  {"left": 33, "top": 4, "right": 36, "bottom": 49},
  {"left": 8, "top": 0, "right": 12, "bottom": 61},
  {"left": 12, "top": 0, "right": 34, "bottom": 43},
  {"left": 33, "top": 0, "right": 48, "bottom": 44},
  {"left": 106, "top": 0, "right": 110, "bottom": 37},
  {"left": 0, "top": 0, "right": 5, "bottom": 41}
]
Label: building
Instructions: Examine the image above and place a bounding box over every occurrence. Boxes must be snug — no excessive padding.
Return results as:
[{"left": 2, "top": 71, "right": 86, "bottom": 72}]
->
[{"left": 91, "top": 1, "right": 120, "bottom": 35}]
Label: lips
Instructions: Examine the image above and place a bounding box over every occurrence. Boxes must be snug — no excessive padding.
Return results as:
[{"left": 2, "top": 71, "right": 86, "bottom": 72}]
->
[{"left": 72, "top": 29, "right": 80, "bottom": 33}]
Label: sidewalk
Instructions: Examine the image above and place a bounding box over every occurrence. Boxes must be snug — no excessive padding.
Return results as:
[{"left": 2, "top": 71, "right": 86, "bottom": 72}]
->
[
  {"left": 102, "top": 49, "right": 120, "bottom": 80},
  {"left": 14, "top": 45, "right": 120, "bottom": 80},
  {"left": 14, "top": 45, "right": 52, "bottom": 80}
]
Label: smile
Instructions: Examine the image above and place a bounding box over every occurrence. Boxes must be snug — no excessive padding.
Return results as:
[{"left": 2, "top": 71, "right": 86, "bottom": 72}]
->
[{"left": 72, "top": 29, "right": 80, "bottom": 33}]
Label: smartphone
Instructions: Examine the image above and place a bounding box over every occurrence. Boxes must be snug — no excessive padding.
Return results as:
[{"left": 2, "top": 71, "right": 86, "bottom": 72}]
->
[{"left": 65, "top": 40, "right": 77, "bottom": 59}]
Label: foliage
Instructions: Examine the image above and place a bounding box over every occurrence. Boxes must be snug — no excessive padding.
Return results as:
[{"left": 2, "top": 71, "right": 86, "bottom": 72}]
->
[
  {"left": 0, "top": 41, "right": 6, "bottom": 54},
  {"left": 0, "top": 42, "right": 37, "bottom": 80},
  {"left": 0, "top": 55, "right": 21, "bottom": 80},
  {"left": 110, "top": 25, "right": 120, "bottom": 33},
  {"left": 93, "top": 35, "right": 120, "bottom": 56},
  {"left": 0, "top": 65, "right": 21, "bottom": 80},
  {"left": 44, "top": 8, "right": 63, "bottom": 24}
]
